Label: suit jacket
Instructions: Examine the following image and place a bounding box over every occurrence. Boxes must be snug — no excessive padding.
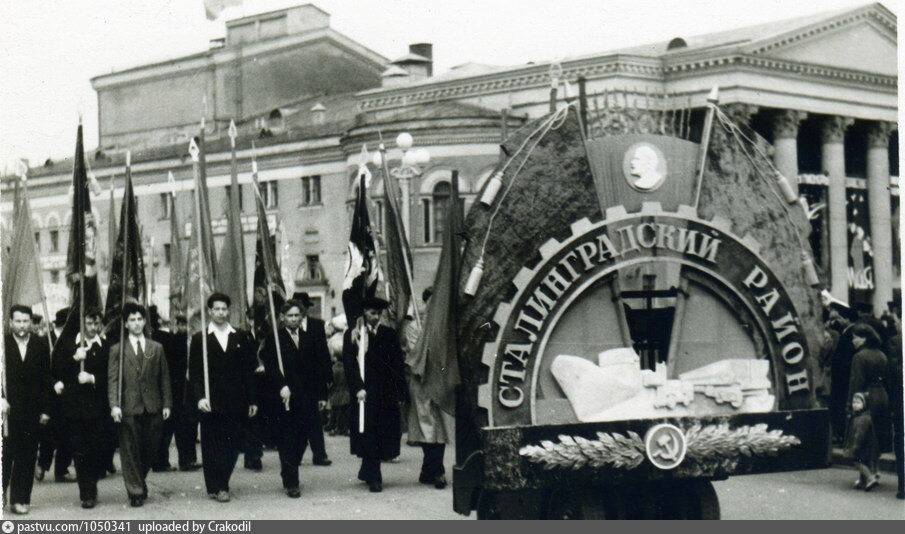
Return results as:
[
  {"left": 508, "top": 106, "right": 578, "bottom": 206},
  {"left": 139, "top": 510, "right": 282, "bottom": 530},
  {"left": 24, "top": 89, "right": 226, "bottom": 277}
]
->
[
  {"left": 3, "top": 334, "right": 52, "bottom": 422},
  {"left": 261, "top": 318, "right": 331, "bottom": 412},
  {"left": 52, "top": 334, "right": 109, "bottom": 420},
  {"left": 108, "top": 337, "right": 173, "bottom": 415},
  {"left": 153, "top": 329, "right": 188, "bottom": 408},
  {"left": 188, "top": 328, "right": 257, "bottom": 416}
]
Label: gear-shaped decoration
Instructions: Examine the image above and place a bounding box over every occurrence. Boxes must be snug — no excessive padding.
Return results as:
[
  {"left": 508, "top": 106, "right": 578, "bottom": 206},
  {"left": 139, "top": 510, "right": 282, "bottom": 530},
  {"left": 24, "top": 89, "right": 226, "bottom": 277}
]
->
[{"left": 477, "top": 202, "right": 812, "bottom": 428}]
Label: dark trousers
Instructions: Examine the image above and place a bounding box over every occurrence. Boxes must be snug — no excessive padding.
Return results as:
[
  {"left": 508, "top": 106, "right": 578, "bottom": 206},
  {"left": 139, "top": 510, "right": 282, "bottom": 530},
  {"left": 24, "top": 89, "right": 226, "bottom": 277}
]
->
[
  {"left": 100, "top": 416, "right": 117, "bottom": 471},
  {"left": 200, "top": 413, "right": 244, "bottom": 494},
  {"left": 420, "top": 444, "right": 446, "bottom": 480},
  {"left": 358, "top": 456, "right": 382, "bottom": 484},
  {"left": 276, "top": 411, "right": 312, "bottom": 489},
  {"left": 243, "top": 416, "right": 263, "bottom": 464},
  {"left": 119, "top": 413, "right": 162, "bottom": 498},
  {"left": 37, "top": 417, "right": 72, "bottom": 476},
  {"left": 302, "top": 407, "right": 328, "bottom": 462},
  {"left": 157, "top": 404, "right": 198, "bottom": 469},
  {"left": 68, "top": 418, "right": 105, "bottom": 501},
  {"left": 894, "top": 410, "right": 904, "bottom": 495},
  {"left": 2, "top": 419, "right": 40, "bottom": 505}
]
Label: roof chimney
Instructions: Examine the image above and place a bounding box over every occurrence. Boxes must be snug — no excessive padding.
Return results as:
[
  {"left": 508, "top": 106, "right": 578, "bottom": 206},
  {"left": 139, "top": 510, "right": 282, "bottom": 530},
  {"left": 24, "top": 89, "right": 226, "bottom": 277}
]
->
[{"left": 409, "top": 43, "right": 433, "bottom": 76}]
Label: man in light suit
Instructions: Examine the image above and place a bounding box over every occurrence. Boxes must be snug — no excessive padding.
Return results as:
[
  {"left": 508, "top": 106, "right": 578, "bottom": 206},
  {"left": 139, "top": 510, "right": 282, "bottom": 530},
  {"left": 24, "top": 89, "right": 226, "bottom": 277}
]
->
[
  {"left": 188, "top": 293, "right": 258, "bottom": 503},
  {"left": 108, "top": 302, "right": 172, "bottom": 508},
  {"left": 2, "top": 304, "right": 52, "bottom": 515}
]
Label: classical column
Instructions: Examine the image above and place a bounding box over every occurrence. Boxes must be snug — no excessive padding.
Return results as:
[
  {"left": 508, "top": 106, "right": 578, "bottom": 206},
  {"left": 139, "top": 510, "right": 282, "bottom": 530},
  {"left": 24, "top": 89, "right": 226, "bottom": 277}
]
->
[
  {"left": 867, "top": 121, "right": 896, "bottom": 314},
  {"left": 821, "top": 115, "right": 854, "bottom": 301},
  {"left": 772, "top": 110, "right": 807, "bottom": 196}
]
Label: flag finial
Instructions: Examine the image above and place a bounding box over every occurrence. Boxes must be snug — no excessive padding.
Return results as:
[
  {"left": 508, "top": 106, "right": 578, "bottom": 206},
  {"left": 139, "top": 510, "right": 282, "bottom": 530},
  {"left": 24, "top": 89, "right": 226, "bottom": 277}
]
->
[
  {"left": 167, "top": 171, "right": 178, "bottom": 196},
  {"left": 228, "top": 120, "right": 238, "bottom": 148},
  {"left": 126, "top": 151, "right": 131, "bottom": 167},
  {"left": 188, "top": 139, "right": 200, "bottom": 162}
]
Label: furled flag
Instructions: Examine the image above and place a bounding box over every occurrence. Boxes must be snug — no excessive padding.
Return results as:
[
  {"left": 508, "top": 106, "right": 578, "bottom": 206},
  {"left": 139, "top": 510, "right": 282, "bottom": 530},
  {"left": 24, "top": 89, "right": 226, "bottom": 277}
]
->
[
  {"left": 376, "top": 144, "right": 415, "bottom": 332},
  {"left": 204, "top": 0, "right": 243, "bottom": 21},
  {"left": 252, "top": 163, "right": 285, "bottom": 340},
  {"left": 342, "top": 159, "right": 382, "bottom": 326},
  {"left": 408, "top": 173, "right": 462, "bottom": 414},
  {"left": 104, "top": 158, "right": 146, "bottom": 329},
  {"left": 1, "top": 176, "right": 43, "bottom": 320},
  {"left": 183, "top": 138, "right": 217, "bottom": 332},
  {"left": 167, "top": 172, "right": 186, "bottom": 317},
  {"left": 217, "top": 120, "right": 248, "bottom": 327},
  {"left": 107, "top": 174, "right": 117, "bottom": 272}
]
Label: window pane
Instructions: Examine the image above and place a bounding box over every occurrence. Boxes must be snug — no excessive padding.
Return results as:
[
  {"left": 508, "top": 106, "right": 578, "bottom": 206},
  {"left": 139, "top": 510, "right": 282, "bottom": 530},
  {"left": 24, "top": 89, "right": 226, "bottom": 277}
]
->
[
  {"left": 432, "top": 182, "right": 451, "bottom": 244},
  {"left": 270, "top": 182, "right": 279, "bottom": 208},
  {"left": 50, "top": 230, "right": 59, "bottom": 253},
  {"left": 301, "top": 177, "right": 309, "bottom": 205},
  {"left": 34, "top": 231, "right": 41, "bottom": 252},
  {"left": 312, "top": 176, "right": 321, "bottom": 204},
  {"left": 422, "top": 199, "right": 431, "bottom": 244},
  {"left": 164, "top": 244, "right": 172, "bottom": 266}
]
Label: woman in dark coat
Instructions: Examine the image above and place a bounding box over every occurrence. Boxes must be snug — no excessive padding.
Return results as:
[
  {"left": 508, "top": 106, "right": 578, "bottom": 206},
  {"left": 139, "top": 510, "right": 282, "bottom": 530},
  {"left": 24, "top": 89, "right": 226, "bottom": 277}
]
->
[
  {"left": 848, "top": 323, "right": 891, "bottom": 452},
  {"left": 342, "top": 298, "right": 408, "bottom": 493}
]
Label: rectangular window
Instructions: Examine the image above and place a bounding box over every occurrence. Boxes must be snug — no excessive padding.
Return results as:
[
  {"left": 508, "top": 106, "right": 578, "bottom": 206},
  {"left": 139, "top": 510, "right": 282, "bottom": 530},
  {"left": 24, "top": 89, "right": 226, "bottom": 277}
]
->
[
  {"left": 306, "top": 254, "right": 321, "bottom": 281},
  {"left": 260, "top": 181, "right": 279, "bottom": 208},
  {"left": 422, "top": 199, "right": 431, "bottom": 244},
  {"left": 164, "top": 243, "right": 172, "bottom": 267},
  {"left": 34, "top": 231, "right": 41, "bottom": 252},
  {"left": 225, "top": 184, "right": 243, "bottom": 211},
  {"left": 49, "top": 230, "right": 59, "bottom": 253},
  {"left": 160, "top": 193, "right": 171, "bottom": 219},
  {"left": 50, "top": 270, "right": 60, "bottom": 284},
  {"left": 300, "top": 176, "right": 321, "bottom": 205}
]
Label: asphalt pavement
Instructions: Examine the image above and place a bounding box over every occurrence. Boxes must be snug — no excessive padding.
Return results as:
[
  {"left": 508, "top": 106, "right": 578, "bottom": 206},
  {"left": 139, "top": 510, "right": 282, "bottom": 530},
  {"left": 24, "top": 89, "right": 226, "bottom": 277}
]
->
[{"left": 10, "top": 434, "right": 904, "bottom": 520}]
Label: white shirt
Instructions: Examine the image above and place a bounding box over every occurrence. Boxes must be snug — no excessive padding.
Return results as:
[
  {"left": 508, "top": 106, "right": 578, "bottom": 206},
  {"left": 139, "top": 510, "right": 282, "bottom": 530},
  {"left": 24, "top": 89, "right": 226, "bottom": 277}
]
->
[
  {"left": 76, "top": 333, "right": 102, "bottom": 349},
  {"left": 208, "top": 322, "right": 236, "bottom": 352},
  {"left": 129, "top": 334, "right": 146, "bottom": 356},
  {"left": 14, "top": 335, "right": 29, "bottom": 361},
  {"left": 300, "top": 317, "right": 308, "bottom": 333}
]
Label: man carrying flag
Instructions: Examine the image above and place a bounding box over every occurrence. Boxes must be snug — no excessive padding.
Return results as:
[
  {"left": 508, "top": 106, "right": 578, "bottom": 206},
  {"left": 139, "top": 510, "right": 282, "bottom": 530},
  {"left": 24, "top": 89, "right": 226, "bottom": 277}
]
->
[{"left": 341, "top": 160, "right": 407, "bottom": 493}]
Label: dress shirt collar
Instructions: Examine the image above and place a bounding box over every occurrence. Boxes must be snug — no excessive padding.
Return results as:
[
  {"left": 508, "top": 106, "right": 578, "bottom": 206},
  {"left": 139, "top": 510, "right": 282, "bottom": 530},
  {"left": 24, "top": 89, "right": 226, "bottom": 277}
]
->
[
  {"left": 76, "top": 332, "right": 102, "bottom": 347},
  {"left": 208, "top": 322, "right": 236, "bottom": 335},
  {"left": 14, "top": 334, "right": 29, "bottom": 359}
]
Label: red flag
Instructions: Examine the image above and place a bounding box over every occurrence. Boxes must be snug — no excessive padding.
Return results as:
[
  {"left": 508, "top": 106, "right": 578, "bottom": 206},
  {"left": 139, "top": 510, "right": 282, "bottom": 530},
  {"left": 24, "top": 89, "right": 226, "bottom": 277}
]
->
[
  {"left": 251, "top": 163, "right": 285, "bottom": 338},
  {"left": 2, "top": 179, "right": 42, "bottom": 315},
  {"left": 104, "top": 163, "right": 146, "bottom": 326},
  {"left": 184, "top": 138, "right": 217, "bottom": 331},
  {"left": 217, "top": 123, "right": 248, "bottom": 327},
  {"left": 167, "top": 173, "right": 186, "bottom": 317},
  {"left": 379, "top": 147, "right": 415, "bottom": 332}
]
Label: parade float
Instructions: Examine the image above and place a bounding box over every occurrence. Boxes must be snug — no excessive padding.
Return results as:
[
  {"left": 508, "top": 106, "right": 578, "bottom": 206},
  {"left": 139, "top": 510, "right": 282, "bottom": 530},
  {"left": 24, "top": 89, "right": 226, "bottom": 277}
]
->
[{"left": 450, "top": 83, "right": 830, "bottom": 519}]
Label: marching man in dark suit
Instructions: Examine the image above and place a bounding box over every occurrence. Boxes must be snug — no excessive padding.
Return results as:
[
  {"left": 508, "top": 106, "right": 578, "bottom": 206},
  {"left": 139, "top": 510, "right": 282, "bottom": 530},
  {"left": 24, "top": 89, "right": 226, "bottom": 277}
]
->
[
  {"left": 188, "top": 293, "right": 258, "bottom": 503},
  {"left": 108, "top": 302, "right": 172, "bottom": 508},
  {"left": 343, "top": 297, "right": 408, "bottom": 493},
  {"left": 52, "top": 306, "right": 110, "bottom": 509},
  {"left": 2, "top": 304, "right": 52, "bottom": 515},
  {"left": 261, "top": 298, "right": 332, "bottom": 498}
]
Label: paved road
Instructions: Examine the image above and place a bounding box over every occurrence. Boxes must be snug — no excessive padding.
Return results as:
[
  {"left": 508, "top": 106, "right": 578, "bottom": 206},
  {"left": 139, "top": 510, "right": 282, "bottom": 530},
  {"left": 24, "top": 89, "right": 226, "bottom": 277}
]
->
[{"left": 13, "top": 435, "right": 904, "bottom": 520}]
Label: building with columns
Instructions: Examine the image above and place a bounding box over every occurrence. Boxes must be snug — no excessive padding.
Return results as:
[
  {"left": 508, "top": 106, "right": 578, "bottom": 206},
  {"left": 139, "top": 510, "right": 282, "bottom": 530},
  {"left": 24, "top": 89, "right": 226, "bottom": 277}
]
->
[{"left": 1, "top": 2, "right": 898, "bottom": 321}]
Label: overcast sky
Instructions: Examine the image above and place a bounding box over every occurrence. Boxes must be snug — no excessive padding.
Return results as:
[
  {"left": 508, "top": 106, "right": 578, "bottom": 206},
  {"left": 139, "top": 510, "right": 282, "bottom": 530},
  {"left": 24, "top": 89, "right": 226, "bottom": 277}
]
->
[{"left": 0, "top": 0, "right": 892, "bottom": 172}]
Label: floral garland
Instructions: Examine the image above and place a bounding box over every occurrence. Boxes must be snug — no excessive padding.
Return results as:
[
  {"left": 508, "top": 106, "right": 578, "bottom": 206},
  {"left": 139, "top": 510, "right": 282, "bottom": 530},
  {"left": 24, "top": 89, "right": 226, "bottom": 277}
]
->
[{"left": 518, "top": 423, "right": 800, "bottom": 471}]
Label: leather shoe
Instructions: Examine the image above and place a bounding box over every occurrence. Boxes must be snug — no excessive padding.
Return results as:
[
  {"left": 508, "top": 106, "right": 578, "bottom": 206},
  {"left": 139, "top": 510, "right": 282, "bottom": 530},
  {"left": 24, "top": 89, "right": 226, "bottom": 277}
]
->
[
  {"left": 286, "top": 488, "right": 301, "bottom": 498},
  {"left": 244, "top": 459, "right": 263, "bottom": 471},
  {"left": 433, "top": 475, "right": 447, "bottom": 490},
  {"left": 129, "top": 497, "right": 143, "bottom": 508},
  {"left": 152, "top": 464, "right": 176, "bottom": 473},
  {"left": 11, "top": 503, "right": 29, "bottom": 514},
  {"left": 216, "top": 490, "right": 230, "bottom": 503},
  {"left": 208, "top": 493, "right": 217, "bottom": 500},
  {"left": 34, "top": 467, "right": 46, "bottom": 481},
  {"left": 81, "top": 500, "right": 96, "bottom": 509},
  {"left": 313, "top": 458, "right": 332, "bottom": 466},
  {"left": 180, "top": 462, "right": 202, "bottom": 472},
  {"left": 55, "top": 472, "right": 78, "bottom": 483},
  {"left": 369, "top": 482, "right": 382, "bottom": 493}
]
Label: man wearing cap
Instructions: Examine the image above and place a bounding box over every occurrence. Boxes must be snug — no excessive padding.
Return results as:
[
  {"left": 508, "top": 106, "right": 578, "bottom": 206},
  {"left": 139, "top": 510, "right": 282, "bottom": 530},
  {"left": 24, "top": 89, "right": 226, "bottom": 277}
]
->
[
  {"left": 291, "top": 291, "right": 332, "bottom": 467},
  {"left": 52, "top": 307, "right": 109, "bottom": 509},
  {"left": 343, "top": 297, "right": 408, "bottom": 493},
  {"left": 108, "top": 302, "right": 172, "bottom": 508},
  {"left": 3, "top": 304, "right": 52, "bottom": 515},
  {"left": 188, "top": 293, "right": 258, "bottom": 503},
  {"left": 261, "top": 297, "right": 332, "bottom": 498}
]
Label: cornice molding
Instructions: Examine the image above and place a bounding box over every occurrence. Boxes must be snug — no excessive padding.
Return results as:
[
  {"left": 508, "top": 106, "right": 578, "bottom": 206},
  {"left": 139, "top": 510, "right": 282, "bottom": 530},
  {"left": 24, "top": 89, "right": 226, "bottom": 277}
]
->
[{"left": 748, "top": 8, "right": 896, "bottom": 56}]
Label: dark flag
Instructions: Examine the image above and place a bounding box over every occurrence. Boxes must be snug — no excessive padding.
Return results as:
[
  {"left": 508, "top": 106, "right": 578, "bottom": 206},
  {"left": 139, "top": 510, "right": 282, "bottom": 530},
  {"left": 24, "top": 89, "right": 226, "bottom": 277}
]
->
[
  {"left": 342, "top": 165, "right": 381, "bottom": 326},
  {"left": 218, "top": 121, "right": 248, "bottom": 328},
  {"left": 252, "top": 165, "right": 285, "bottom": 339},
  {"left": 167, "top": 172, "right": 185, "bottom": 317},
  {"left": 104, "top": 160, "right": 146, "bottom": 329},
  {"left": 379, "top": 146, "right": 415, "bottom": 332},
  {"left": 183, "top": 137, "right": 217, "bottom": 332},
  {"left": 409, "top": 173, "right": 462, "bottom": 414},
  {"left": 59, "top": 124, "right": 102, "bottom": 341}
]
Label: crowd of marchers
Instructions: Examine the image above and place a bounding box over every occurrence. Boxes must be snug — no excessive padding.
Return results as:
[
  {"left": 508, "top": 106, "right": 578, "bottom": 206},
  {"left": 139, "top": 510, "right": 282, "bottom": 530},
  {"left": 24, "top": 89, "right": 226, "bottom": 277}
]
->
[{"left": 2, "top": 288, "right": 450, "bottom": 515}]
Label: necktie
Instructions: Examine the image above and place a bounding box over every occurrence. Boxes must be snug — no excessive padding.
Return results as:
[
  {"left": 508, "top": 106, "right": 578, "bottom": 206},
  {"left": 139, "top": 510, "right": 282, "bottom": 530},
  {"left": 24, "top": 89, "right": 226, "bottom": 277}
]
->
[
  {"left": 290, "top": 330, "right": 299, "bottom": 348},
  {"left": 136, "top": 341, "right": 144, "bottom": 358}
]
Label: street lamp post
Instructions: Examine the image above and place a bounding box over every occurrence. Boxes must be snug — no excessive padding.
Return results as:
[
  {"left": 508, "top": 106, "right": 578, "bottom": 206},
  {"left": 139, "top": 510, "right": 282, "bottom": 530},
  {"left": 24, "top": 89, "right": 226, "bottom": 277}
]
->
[{"left": 372, "top": 132, "right": 430, "bottom": 240}]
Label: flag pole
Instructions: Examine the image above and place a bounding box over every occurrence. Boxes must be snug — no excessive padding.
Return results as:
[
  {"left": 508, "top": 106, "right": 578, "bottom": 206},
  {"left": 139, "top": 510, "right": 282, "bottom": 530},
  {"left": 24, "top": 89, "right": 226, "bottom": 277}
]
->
[
  {"left": 376, "top": 143, "right": 421, "bottom": 329},
  {"left": 77, "top": 136, "right": 88, "bottom": 372},
  {"left": 189, "top": 139, "right": 211, "bottom": 404},
  {"left": 250, "top": 144, "right": 288, "bottom": 411},
  {"left": 117, "top": 152, "right": 133, "bottom": 405}
]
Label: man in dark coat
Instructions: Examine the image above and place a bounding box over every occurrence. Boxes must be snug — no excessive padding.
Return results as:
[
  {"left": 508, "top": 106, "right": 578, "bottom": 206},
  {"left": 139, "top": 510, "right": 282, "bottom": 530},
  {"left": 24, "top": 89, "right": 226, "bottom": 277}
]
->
[
  {"left": 36, "top": 307, "right": 75, "bottom": 484},
  {"left": 261, "top": 298, "right": 332, "bottom": 497},
  {"left": 3, "top": 304, "right": 52, "bottom": 515},
  {"left": 828, "top": 302, "right": 858, "bottom": 443},
  {"left": 108, "top": 302, "right": 172, "bottom": 508},
  {"left": 343, "top": 297, "right": 408, "bottom": 493},
  {"left": 52, "top": 307, "right": 110, "bottom": 509},
  {"left": 291, "top": 292, "right": 332, "bottom": 467},
  {"left": 188, "top": 293, "right": 258, "bottom": 503}
]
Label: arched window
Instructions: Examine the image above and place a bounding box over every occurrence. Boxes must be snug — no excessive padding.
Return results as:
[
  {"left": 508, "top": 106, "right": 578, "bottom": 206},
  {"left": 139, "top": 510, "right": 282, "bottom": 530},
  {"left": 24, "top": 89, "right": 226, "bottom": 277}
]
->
[{"left": 431, "top": 181, "right": 451, "bottom": 244}]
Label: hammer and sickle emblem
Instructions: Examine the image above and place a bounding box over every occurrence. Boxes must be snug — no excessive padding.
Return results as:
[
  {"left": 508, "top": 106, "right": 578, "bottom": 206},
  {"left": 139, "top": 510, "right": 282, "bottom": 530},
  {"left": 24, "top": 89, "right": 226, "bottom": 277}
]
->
[
  {"left": 644, "top": 424, "right": 687, "bottom": 470},
  {"left": 654, "top": 433, "right": 679, "bottom": 461}
]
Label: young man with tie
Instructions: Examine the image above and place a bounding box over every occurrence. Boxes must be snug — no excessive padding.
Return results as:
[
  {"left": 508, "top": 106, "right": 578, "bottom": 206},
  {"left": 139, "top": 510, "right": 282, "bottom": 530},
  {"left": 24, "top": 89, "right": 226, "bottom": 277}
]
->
[
  {"left": 108, "top": 302, "right": 172, "bottom": 508},
  {"left": 343, "top": 297, "right": 408, "bottom": 493},
  {"left": 189, "top": 293, "right": 258, "bottom": 503},
  {"left": 52, "top": 307, "right": 110, "bottom": 509},
  {"left": 2, "top": 304, "right": 52, "bottom": 515},
  {"left": 261, "top": 298, "right": 332, "bottom": 498}
]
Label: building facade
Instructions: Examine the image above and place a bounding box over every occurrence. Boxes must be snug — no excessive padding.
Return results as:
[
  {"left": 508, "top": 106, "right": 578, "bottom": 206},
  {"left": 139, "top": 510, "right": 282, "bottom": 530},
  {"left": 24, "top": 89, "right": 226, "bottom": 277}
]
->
[{"left": 1, "top": 2, "right": 898, "bottom": 321}]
